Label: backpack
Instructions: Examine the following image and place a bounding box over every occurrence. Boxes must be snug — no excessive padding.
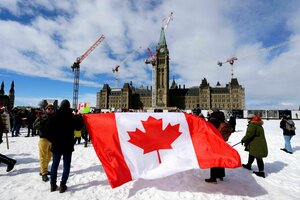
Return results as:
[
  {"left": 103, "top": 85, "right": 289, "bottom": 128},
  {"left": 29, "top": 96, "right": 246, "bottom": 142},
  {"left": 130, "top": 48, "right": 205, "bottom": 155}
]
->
[
  {"left": 286, "top": 120, "right": 296, "bottom": 131},
  {"left": 218, "top": 122, "right": 232, "bottom": 141}
]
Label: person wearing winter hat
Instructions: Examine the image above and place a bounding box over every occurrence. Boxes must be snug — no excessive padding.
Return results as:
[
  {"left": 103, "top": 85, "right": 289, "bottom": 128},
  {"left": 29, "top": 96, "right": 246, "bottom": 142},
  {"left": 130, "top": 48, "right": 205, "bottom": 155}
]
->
[
  {"left": 45, "top": 104, "right": 55, "bottom": 110},
  {"left": 205, "top": 109, "right": 231, "bottom": 183},
  {"left": 241, "top": 115, "right": 268, "bottom": 178},
  {"left": 47, "top": 99, "right": 83, "bottom": 193},
  {"left": 33, "top": 103, "right": 55, "bottom": 182},
  {"left": 247, "top": 113, "right": 255, "bottom": 120}
]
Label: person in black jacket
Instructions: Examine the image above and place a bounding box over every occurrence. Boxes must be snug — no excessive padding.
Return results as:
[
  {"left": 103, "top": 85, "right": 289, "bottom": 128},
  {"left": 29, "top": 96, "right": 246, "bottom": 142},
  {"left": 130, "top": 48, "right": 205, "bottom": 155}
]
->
[
  {"left": 229, "top": 115, "right": 236, "bottom": 132},
  {"left": 33, "top": 104, "right": 55, "bottom": 182},
  {"left": 205, "top": 109, "right": 231, "bottom": 183},
  {"left": 47, "top": 100, "right": 83, "bottom": 193},
  {"left": 26, "top": 109, "right": 37, "bottom": 137}
]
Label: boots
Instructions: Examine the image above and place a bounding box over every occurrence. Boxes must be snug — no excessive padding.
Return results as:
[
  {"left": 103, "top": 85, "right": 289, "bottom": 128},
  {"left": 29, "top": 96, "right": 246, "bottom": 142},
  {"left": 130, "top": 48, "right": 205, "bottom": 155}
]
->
[
  {"left": 42, "top": 174, "right": 49, "bottom": 182},
  {"left": 253, "top": 171, "right": 265, "bottom": 178},
  {"left": 7, "top": 160, "right": 17, "bottom": 172},
  {"left": 59, "top": 184, "right": 68, "bottom": 193},
  {"left": 242, "top": 164, "right": 252, "bottom": 170},
  {"left": 0, "top": 154, "right": 17, "bottom": 172},
  {"left": 50, "top": 184, "right": 58, "bottom": 192},
  {"left": 205, "top": 178, "right": 217, "bottom": 183}
]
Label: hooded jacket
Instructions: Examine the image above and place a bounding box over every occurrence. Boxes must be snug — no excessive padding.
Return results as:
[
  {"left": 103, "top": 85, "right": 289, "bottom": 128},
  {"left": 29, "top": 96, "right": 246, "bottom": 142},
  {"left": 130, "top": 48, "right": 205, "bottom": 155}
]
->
[{"left": 241, "top": 120, "right": 268, "bottom": 158}]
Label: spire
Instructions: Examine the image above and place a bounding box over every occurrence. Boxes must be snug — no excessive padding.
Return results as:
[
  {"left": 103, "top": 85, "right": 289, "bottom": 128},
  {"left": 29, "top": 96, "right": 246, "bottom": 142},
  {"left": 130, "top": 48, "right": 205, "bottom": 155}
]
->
[
  {"left": 9, "top": 81, "right": 15, "bottom": 93},
  {"left": 230, "top": 78, "right": 239, "bottom": 86},
  {"left": 200, "top": 78, "right": 209, "bottom": 89},
  {"left": 0, "top": 81, "right": 4, "bottom": 95},
  {"left": 170, "top": 77, "right": 178, "bottom": 89},
  {"left": 158, "top": 27, "right": 167, "bottom": 47}
]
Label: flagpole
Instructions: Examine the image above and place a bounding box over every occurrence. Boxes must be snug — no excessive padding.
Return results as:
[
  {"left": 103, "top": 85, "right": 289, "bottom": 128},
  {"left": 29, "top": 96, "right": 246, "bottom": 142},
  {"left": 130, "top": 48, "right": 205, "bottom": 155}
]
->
[
  {"left": 5, "top": 132, "right": 9, "bottom": 149},
  {"left": 157, "top": 150, "right": 162, "bottom": 164},
  {"left": 231, "top": 142, "right": 241, "bottom": 147}
]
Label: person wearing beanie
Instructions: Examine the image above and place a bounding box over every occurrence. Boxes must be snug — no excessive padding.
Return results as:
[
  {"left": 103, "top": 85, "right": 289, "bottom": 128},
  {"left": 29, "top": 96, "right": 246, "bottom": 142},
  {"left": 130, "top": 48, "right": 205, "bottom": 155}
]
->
[
  {"left": 205, "top": 109, "right": 231, "bottom": 183},
  {"left": 241, "top": 115, "right": 268, "bottom": 178},
  {"left": 33, "top": 103, "right": 55, "bottom": 182},
  {"left": 47, "top": 99, "right": 83, "bottom": 193}
]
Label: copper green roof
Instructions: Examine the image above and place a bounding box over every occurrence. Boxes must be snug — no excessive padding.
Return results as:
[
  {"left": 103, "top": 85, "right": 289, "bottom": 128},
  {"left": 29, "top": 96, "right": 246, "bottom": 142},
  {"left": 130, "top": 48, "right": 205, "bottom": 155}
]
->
[{"left": 158, "top": 27, "right": 167, "bottom": 47}]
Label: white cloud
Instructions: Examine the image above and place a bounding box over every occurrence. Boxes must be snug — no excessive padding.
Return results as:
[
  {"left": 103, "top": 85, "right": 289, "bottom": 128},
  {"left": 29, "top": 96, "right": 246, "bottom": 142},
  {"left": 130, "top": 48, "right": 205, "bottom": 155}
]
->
[{"left": 1, "top": 0, "right": 300, "bottom": 109}]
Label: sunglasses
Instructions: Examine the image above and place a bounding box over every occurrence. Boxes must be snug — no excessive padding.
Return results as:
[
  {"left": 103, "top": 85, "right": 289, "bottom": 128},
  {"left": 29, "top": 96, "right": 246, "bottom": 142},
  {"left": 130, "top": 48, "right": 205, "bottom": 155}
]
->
[{"left": 47, "top": 107, "right": 54, "bottom": 110}]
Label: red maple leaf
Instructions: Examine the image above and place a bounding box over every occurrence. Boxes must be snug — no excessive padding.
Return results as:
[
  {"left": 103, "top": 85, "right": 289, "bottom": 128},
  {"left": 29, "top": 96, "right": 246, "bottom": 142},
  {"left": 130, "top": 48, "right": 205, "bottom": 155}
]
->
[{"left": 127, "top": 116, "right": 182, "bottom": 164}]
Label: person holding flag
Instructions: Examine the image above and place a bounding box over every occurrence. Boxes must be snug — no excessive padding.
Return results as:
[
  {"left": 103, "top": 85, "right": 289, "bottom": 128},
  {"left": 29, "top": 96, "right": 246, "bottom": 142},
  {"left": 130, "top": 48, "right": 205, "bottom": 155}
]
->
[
  {"left": 205, "top": 109, "right": 232, "bottom": 183},
  {"left": 241, "top": 115, "right": 268, "bottom": 178}
]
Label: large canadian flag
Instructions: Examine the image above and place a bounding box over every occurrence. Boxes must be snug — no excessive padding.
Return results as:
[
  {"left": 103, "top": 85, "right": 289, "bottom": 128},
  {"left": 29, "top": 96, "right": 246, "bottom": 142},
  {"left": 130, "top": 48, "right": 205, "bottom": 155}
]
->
[{"left": 83, "top": 112, "right": 241, "bottom": 188}]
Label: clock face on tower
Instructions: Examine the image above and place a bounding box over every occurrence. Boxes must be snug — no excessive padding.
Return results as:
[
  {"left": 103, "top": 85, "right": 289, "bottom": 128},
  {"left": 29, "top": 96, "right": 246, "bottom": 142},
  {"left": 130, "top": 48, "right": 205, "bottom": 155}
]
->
[{"left": 160, "top": 47, "right": 165, "bottom": 53}]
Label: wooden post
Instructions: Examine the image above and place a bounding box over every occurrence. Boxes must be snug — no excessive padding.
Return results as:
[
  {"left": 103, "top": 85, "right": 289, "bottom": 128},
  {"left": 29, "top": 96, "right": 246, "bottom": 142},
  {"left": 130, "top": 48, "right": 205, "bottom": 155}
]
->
[{"left": 1, "top": 113, "right": 11, "bottom": 149}]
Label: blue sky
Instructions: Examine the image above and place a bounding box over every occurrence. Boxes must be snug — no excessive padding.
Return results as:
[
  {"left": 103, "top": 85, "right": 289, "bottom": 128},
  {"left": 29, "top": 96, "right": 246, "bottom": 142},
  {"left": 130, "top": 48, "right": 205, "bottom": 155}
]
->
[{"left": 1, "top": 0, "right": 300, "bottom": 110}]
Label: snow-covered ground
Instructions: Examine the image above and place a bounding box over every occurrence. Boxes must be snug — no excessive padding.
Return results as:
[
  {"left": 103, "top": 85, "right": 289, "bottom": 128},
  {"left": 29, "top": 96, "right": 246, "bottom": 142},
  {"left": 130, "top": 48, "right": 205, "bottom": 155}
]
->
[{"left": 1, "top": 119, "right": 299, "bottom": 200}]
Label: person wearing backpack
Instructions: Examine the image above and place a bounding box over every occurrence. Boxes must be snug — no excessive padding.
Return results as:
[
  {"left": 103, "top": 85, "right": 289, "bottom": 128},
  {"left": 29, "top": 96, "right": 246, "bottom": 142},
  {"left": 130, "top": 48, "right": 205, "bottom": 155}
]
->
[{"left": 280, "top": 115, "right": 296, "bottom": 154}]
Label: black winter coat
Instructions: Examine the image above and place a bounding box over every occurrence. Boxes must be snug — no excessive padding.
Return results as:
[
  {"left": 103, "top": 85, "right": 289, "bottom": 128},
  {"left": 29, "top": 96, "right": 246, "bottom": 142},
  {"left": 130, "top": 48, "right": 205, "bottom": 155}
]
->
[{"left": 47, "top": 105, "right": 83, "bottom": 153}]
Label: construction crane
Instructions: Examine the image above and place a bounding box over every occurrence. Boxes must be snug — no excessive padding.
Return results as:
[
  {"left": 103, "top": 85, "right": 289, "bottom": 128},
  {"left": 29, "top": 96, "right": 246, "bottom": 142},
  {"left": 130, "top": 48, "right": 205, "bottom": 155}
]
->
[
  {"left": 217, "top": 57, "right": 238, "bottom": 79},
  {"left": 112, "top": 65, "right": 120, "bottom": 88},
  {"left": 145, "top": 47, "right": 157, "bottom": 107},
  {"left": 112, "top": 46, "right": 141, "bottom": 88},
  {"left": 145, "top": 12, "right": 173, "bottom": 108},
  {"left": 71, "top": 34, "right": 105, "bottom": 109},
  {"left": 217, "top": 38, "right": 300, "bottom": 79},
  {"left": 162, "top": 11, "right": 173, "bottom": 30}
]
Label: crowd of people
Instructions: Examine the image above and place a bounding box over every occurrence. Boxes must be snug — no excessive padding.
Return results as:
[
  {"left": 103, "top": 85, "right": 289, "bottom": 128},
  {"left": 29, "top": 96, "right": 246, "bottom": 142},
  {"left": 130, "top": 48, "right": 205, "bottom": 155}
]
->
[
  {"left": 0, "top": 100, "right": 87, "bottom": 193},
  {"left": 0, "top": 104, "right": 297, "bottom": 192}
]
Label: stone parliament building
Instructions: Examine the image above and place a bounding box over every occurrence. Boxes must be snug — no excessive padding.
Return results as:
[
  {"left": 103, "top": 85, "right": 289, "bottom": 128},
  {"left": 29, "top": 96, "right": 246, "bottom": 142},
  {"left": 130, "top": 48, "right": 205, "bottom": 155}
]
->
[{"left": 96, "top": 28, "right": 245, "bottom": 111}]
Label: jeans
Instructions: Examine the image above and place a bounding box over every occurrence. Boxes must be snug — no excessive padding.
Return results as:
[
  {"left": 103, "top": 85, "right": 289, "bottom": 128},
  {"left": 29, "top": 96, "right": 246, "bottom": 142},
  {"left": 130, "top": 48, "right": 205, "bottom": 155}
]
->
[
  {"left": 284, "top": 135, "right": 294, "bottom": 152},
  {"left": 12, "top": 123, "right": 21, "bottom": 136},
  {"left": 50, "top": 151, "right": 72, "bottom": 186}
]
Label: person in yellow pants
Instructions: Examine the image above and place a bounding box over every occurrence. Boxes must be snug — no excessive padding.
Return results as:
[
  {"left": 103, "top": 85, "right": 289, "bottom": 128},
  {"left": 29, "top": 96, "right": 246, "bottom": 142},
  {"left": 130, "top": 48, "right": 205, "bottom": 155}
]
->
[
  {"left": 74, "top": 129, "right": 82, "bottom": 144},
  {"left": 33, "top": 104, "right": 55, "bottom": 182}
]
